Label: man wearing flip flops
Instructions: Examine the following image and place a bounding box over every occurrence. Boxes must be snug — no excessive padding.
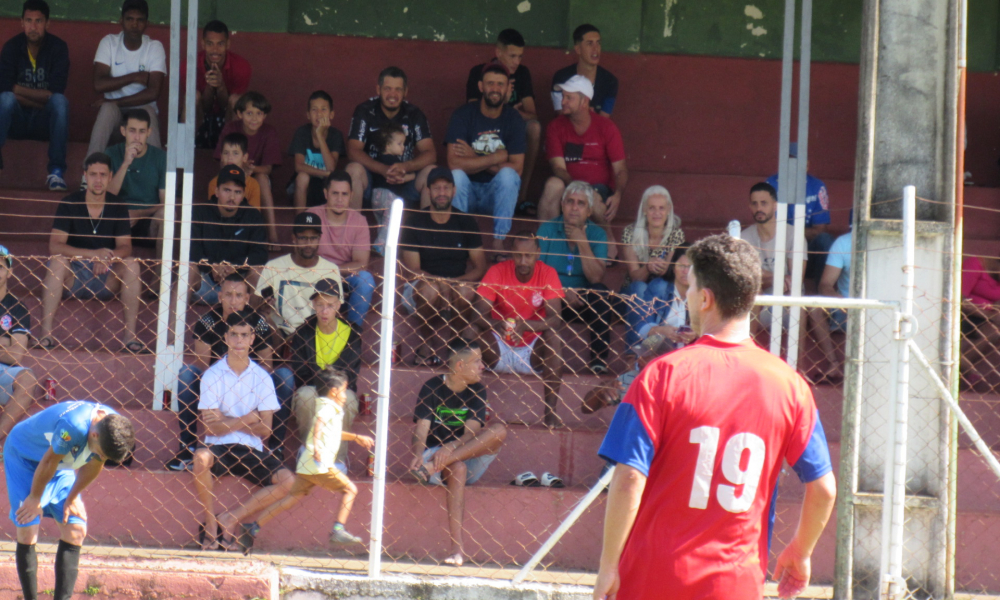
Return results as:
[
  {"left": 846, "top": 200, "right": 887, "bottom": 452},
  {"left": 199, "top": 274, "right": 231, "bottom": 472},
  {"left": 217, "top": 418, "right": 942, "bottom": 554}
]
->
[{"left": 408, "top": 338, "right": 507, "bottom": 567}]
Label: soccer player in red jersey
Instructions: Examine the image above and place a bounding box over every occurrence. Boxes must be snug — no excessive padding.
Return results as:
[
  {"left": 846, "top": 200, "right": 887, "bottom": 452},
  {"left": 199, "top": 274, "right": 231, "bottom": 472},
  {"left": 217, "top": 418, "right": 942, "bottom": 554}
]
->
[{"left": 595, "top": 234, "right": 837, "bottom": 600}]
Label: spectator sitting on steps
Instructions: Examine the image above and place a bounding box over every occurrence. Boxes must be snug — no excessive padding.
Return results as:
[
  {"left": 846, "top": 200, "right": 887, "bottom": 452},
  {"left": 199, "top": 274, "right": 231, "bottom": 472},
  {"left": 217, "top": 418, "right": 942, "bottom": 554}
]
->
[{"left": 0, "top": 245, "right": 40, "bottom": 443}]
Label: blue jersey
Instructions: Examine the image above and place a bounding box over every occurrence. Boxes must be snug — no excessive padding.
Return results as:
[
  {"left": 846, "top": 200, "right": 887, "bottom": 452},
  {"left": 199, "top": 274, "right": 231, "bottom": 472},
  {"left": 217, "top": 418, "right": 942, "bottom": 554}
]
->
[
  {"left": 766, "top": 173, "right": 831, "bottom": 228},
  {"left": 7, "top": 401, "right": 116, "bottom": 469}
]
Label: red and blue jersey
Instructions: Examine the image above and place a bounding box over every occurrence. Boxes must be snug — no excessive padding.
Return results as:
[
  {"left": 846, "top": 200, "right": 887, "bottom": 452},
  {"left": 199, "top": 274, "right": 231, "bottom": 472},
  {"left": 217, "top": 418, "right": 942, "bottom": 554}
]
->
[{"left": 598, "top": 336, "right": 831, "bottom": 600}]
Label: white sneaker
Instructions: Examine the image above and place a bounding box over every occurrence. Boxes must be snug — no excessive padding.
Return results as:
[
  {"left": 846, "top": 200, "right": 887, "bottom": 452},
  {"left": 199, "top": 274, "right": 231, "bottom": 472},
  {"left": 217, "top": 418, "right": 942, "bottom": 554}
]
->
[
  {"left": 46, "top": 171, "right": 67, "bottom": 191},
  {"left": 330, "top": 525, "right": 363, "bottom": 544}
]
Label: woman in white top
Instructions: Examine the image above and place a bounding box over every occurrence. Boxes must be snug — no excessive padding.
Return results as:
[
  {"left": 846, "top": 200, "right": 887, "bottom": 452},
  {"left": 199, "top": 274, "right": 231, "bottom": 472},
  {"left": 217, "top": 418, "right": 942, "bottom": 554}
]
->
[{"left": 620, "top": 186, "right": 686, "bottom": 345}]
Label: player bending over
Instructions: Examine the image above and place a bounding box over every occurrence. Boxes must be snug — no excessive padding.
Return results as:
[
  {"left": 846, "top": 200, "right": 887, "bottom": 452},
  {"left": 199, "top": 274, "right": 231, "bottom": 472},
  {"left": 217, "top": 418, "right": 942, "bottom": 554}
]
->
[
  {"left": 5, "top": 400, "right": 134, "bottom": 600},
  {"left": 237, "top": 367, "right": 373, "bottom": 553},
  {"left": 595, "top": 234, "right": 836, "bottom": 600}
]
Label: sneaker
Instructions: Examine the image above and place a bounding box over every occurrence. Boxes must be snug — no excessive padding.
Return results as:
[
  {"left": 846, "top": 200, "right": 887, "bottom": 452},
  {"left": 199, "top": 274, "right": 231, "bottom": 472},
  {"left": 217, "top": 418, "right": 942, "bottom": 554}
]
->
[
  {"left": 46, "top": 170, "right": 67, "bottom": 191},
  {"left": 167, "top": 446, "right": 194, "bottom": 471},
  {"left": 78, "top": 174, "right": 87, "bottom": 191},
  {"left": 330, "top": 524, "right": 363, "bottom": 545}
]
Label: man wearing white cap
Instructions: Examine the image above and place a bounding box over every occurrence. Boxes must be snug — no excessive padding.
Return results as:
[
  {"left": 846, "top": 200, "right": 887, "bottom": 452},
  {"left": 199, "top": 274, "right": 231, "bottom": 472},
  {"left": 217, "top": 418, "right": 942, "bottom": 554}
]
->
[{"left": 537, "top": 74, "right": 627, "bottom": 247}]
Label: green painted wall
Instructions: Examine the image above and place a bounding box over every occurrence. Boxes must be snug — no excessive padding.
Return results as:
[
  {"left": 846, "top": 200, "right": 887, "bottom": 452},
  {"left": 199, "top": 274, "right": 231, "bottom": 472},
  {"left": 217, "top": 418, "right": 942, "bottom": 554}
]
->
[{"left": 2, "top": 0, "right": 1000, "bottom": 72}]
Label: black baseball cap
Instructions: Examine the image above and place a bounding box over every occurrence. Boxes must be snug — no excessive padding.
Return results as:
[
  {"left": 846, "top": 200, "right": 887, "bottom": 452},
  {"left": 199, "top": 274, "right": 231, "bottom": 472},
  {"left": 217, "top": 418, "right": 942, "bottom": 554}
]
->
[
  {"left": 216, "top": 165, "right": 246, "bottom": 189},
  {"left": 427, "top": 166, "right": 454, "bottom": 186},
  {"left": 310, "top": 278, "right": 342, "bottom": 299},
  {"left": 293, "top": 212, "right": 322, "bottom": 235}
]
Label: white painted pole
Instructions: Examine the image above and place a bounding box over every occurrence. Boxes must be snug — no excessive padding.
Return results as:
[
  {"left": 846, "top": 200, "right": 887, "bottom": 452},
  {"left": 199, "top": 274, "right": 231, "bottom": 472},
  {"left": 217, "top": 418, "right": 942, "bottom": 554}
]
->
[
  {"left": 880, "top": 186, "right": 916, "bottom": 600},
  {"left": 771, "top": 0, "right": 796, "bottom": 358},
  {"left": 786, "top": 202, "right": 806, "bottom": 369},
  {"left": 368, "top": 199, "right": 405, "bottom": 578},
  {"left": 769, "top": 160, "right": 792, "bottom": 357},
  {"left": 512, "top": 465, "right": 616, "bottom": 585}
]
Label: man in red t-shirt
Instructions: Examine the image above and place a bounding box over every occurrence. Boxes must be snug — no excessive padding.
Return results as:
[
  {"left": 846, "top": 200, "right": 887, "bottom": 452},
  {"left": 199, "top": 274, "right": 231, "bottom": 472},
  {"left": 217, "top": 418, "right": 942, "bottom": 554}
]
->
[
  {"left": 537, "top": 75, "right": 627, "bottom": 253},
  {"left": 180, "top": 20, "right": 252, "bottom": 149},
  {"left": 595, "top": 234, "right": 836, "bottom": 600},
  {"left": 475, "top": 233, "right": 565, "bottom": 427}
]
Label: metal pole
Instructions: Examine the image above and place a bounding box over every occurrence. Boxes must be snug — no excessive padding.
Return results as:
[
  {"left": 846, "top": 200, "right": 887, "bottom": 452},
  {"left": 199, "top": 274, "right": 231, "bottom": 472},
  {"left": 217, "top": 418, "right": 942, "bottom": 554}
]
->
[
  {"left": 512, "top": 466, "right": 616, "bottom": 585},
  {"left": 769, "top": 159, "right": 791, "bottom": 357},
  {"left": 368, "top": 198, "right": 405, "bottom": 578},
  {"left": 880, "top": 186, "right": 916, "bottom": 600}
]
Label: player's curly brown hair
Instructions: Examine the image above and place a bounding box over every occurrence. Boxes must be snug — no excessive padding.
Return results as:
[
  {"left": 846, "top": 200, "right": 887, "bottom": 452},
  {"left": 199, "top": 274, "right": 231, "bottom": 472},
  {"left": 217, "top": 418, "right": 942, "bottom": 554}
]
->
[
  {"left": 687, "top": 234, "right": 761, "bottom": 319},
  {"left": 97, "top": 414, "right": 135, "bottom": 464}
]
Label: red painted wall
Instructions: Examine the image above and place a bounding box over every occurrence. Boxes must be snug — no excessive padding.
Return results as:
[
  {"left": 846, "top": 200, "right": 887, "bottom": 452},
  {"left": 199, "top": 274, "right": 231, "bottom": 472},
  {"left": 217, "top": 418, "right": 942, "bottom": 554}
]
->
[{"left": 0, "top": 18, "right": 993, "bottom": 218}]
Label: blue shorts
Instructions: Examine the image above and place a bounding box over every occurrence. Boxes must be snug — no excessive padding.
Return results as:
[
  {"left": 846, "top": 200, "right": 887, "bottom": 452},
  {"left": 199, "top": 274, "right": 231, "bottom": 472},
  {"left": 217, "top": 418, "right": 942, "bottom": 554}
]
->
[
  {"left": 63, "top": 260, "right": 113, "bottom": 301},
  {"left": 830, "top": 308, "right": 847, "bottom": 333},
  {"left": 3, "top": 448, "right": 85, "bottom": 528},
  {"left": 191, "top": 270, "right": 221, "bottom": 306},
  {"left": 0, "top": 363, "right": 29, "bottom": 406},
  {"left": 422, "top": 446, "right": 496, "bottom": 486}
]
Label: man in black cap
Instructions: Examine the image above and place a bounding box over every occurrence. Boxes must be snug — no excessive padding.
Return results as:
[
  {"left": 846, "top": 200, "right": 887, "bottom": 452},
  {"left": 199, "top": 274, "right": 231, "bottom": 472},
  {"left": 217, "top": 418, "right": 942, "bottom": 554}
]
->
[
  {"left": 400, "top": 167, "right": 487, "bottom": 365},
  {"left": 254, "top": 212, "right": 344, "bottom": 341},
  {"left": 289, "top": 278, "right": 363, "bottom": 468},
  {"left": 187, "top": 165, "right": 268, "bottom": 304}
]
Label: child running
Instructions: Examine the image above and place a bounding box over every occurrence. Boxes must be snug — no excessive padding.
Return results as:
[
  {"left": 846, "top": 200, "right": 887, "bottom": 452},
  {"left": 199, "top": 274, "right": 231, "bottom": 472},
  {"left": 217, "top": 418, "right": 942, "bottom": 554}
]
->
[{"left": 236, "top": 367, "right": 373, "bottom": 554}]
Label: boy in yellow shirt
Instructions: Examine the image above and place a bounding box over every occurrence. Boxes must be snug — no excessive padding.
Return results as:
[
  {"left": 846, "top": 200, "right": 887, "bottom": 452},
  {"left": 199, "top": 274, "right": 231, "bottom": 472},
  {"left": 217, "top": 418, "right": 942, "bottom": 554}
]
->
[{"left": 236, "top": 367, "right": 373, "bottom": 553}]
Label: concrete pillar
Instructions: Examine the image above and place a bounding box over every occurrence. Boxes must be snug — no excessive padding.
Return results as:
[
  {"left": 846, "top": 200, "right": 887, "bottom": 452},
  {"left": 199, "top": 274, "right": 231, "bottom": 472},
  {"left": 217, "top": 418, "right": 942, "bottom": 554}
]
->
[{"left": 835, "top": 0, "right": 961, "bottom": 598}]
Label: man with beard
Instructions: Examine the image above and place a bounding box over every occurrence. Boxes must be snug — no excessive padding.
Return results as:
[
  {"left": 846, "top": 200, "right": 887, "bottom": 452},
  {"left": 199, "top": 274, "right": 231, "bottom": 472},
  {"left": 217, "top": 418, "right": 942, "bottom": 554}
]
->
[
  {"left": 445, "top": 63, "right": 526, "bottom": 260},
  {"left": 536, "top": 75, "right": 626, "bottom": 251},
  {"left": 401, "top": 167, "right": 487, "bottom": 366},
  {"left": 474, "top": 233, "right": 565, "bottom": 427},
  {"left": 180, "top": 20, "right": 252, "bottom": 149},
  {"left": 0, "top": 0, "right": 70, "bottom": 190},
  {"left": 187, "top": 166, "right": 268, "bottom": 304},
  {"left": 741, "top": 182, "right": 806, "bottom": 338},
  {"left": 307, "top": 172, "right": 374, "bottom": 328},
  {"left": 345, "top": 66, "right": 436, "bottom": 210},
  {"left": 255, "top": 212, "right": 343, "bottom": 340}
]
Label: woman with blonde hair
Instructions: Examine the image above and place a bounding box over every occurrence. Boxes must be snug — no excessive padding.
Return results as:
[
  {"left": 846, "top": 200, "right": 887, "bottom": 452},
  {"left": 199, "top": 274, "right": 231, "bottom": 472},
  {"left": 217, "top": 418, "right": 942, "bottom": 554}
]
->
[{"left": 620, "top": 185, "right": 686, "bottom": 345}]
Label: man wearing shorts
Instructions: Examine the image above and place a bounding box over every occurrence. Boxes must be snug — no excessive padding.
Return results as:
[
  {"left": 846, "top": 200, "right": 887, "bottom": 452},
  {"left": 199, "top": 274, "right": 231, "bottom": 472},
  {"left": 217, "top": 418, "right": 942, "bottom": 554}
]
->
[
  {"left": 5, "top": 400, "right": 134, "bottom": 600},
  {"left": 595, "top": 234, "right": 836, "bottom": 600},
  {"left": 475, "top": 233, "right": 564, "bottom": 427},
  {"left": 408, "top": 339, "right": 507, "bottom": 567},
  {"left": 0, "top": 245, "right": 38, "bottom": 442},
  {"left": 191, "top": 312, "right": 294, "bottom": 551},
  {"left": 808, "top": 230, "right": 852, "bottom": 382},
  {"left": 38, "top": 152, "right": 143, "bottom": 353}
]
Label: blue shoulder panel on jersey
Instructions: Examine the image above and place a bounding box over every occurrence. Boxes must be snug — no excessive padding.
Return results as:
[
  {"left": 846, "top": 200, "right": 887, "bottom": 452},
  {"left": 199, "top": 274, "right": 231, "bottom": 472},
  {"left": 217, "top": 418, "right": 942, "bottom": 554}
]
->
[
  {"left": 598, "top": 402, "right": 655, "bottom": 477},
  {"left": 792, "top": 409, "right": 833, "bottom": 483}
]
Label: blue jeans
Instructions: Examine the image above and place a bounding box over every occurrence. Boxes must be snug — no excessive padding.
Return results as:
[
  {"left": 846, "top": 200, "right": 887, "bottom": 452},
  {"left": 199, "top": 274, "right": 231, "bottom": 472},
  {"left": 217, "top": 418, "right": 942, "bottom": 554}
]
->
[
  {"left": 176, "top": 364, "right": 295, "bottom": 451},
  {"left": 343, "top": 271, "right": 375, "bottom": 326},
  {"left": 268, "top": 366, "right": 295, "bottom": 451},
  {"left": 624, "top": 278, "right": 671, "bottom": 346},
  {"left": 0, "top": 91, "right": 68, "bottom": 173},
  {"left": 451, "top": 167, "right": 520, "bottom": 240}
]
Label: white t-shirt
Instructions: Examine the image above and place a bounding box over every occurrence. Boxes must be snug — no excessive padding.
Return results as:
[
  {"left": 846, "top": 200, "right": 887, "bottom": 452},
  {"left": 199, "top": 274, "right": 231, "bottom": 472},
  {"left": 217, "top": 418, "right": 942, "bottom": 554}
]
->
[
  {"left": 741, "top": 223, "right": 804, "bottom": 294},
  {"left": 198, "top": 357, "right": 279, "bottom": 451},
  {"left": 296, "top": 396, "right": 345, "bottom": 475},
  {"left": 255, "top": 254, "right": 343, "bottom": 335},
  {"left": 94, "top": 33, "right": 167, "bottom": 101}
]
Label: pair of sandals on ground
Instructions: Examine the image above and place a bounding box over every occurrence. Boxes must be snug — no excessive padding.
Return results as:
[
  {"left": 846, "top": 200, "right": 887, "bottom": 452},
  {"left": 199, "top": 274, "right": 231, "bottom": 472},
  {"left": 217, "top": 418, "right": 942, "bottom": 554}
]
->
[{"left": 35, "top": 335, "right": 150, "bottom": 354}]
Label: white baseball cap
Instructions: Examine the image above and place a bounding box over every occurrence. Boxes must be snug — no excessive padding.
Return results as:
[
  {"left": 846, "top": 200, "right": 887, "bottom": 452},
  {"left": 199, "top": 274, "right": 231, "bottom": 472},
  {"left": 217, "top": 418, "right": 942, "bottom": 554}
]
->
[{"left": 555, "top": 75, "right": 594, "bottom": 100}]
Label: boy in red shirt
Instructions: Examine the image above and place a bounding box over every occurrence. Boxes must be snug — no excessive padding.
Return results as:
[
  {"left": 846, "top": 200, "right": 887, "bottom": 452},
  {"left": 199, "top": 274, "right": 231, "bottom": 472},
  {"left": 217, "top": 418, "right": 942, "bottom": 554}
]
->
[{"left": 474, "top": 233, "right": 565, "bottom": 427}]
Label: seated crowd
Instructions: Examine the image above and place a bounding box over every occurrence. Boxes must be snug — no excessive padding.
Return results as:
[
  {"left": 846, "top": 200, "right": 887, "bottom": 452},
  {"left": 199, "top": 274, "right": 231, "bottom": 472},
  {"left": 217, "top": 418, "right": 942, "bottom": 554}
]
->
[{"left": 0, "top": 0, "right": 859, "bottom": 564}]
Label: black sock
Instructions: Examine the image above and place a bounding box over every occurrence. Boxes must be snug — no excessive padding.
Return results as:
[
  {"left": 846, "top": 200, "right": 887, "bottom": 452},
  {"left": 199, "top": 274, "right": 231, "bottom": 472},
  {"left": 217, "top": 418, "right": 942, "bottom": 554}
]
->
[
  {"left": 15, "top": 543, "right": 37, "bottom": 600},
  {"left": 53, "top": 540, "right": 81, "bottom": 600}
]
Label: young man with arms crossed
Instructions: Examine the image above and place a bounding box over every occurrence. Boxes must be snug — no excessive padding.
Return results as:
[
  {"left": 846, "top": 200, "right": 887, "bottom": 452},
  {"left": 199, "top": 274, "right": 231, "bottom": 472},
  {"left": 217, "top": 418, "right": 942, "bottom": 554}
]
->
[
  {"left": 192, "top": 313, "right": 295, "bottom": 550},
  {"left": 409, "top": 339, "right": 507, "bottom": 567},
  {"left": 595, "top": 234, "right": 836, "bottom": 600},
  {"left": 5, "top": 400, "right": 134, "bottom": 600}
]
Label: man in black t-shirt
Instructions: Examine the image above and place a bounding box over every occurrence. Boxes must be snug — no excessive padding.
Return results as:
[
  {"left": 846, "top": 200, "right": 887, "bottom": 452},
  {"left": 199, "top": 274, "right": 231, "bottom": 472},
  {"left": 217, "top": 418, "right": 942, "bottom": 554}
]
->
[
  {"left": 188, "top": 165, "right": 268, "bottom": 305},
  {"left": 39, "top": 152, "right": 143, "bottom": 353},
  {"left": 167, "top": 272, "right": 294, "bottom": 471},
  {"left": 447, "top": 64, "right": 526, "bottom": 258},
  {"left": 408, "top": 339, "right": 507, "bottom": 567},
  {"left": 344, "top": 66, "right": 437, "bottom": 210},
  {"left": 465, "top": 29, "right": 539, "bottom": 208},
  {"left": 550, "top": 24, "right": 619, "bottom": 118},
  {"left": 400, "top": 167, "right": 487, "bottom": 365},
  {"left": 290, "top": 90, "right": 346, "bottom": 210},
  {"left": 0, "top": 245, "right": 39, "bottom": 442}
]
